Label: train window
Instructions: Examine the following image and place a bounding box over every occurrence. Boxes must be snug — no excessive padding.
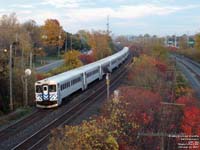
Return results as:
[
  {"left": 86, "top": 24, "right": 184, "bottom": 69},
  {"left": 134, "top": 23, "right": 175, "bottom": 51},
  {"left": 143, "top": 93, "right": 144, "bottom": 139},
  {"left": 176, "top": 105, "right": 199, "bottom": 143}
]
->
[
  {"left": 67, "top": 82, "right": 70, "bottom": 87},
  {"left": 86, "top": 69, "right": 98, "bottom": 78},
  {"left": 49, "top": 85, "right": 56, "bottom": 92},
  {"left": 43, "top": 86, "right": 47, "bottom": 91},
  {"left": 61, "top": 85, "right": 63, "bottom": 90},
  {"left": 71, "top": 77, "right": 81, "bottom": 85},
  {"left": 36, "top": 85, "right": 42, "bottom": 93}
]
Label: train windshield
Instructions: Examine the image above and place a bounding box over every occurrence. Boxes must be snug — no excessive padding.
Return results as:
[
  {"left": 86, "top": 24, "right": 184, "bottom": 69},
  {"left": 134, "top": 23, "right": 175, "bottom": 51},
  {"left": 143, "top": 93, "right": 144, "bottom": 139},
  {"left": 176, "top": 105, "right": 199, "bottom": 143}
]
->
[
  {"left": 49, "top": 85, "right": 56, "bottom": 92},
  {"left": 36, "top": 85, "right": 42, "bottom": 93}
]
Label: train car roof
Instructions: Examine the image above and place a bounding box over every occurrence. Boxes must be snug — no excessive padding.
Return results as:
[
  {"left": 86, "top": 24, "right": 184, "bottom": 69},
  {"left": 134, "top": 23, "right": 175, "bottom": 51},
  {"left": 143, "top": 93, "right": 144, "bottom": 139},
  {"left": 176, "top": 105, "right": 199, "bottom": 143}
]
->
[{"left": 36, "top": 47, "right": 129, "bottom": 84}]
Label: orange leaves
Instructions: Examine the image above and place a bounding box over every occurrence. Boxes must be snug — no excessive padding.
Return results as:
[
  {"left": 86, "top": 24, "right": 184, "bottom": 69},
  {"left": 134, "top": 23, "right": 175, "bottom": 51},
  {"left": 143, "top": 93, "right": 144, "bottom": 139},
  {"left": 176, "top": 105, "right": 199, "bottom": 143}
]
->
[
  {"left": 41, "top": 19, "right": 65, "bottom": 47},
  {"left": 88, "top": 31, "right": 112, "bottom": 60},
  {"left": 64, "top": 50, "right": 83, "bottom": 69}
]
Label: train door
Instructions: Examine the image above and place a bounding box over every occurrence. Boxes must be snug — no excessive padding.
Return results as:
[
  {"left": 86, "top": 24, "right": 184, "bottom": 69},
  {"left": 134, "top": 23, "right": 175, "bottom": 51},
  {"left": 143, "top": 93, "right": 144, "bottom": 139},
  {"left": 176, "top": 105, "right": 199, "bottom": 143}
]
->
[
  {"left": 57, "top": 84, "right": 61, "bottom": 105},
  {"left": 82, "top": 73, "right": 87, "bottom": 90},
  {"left": 99, "top": 66, "right": 103, "bottom": 80},
  {"left": 42, "top": 85, "right": 49, "bottom": 100}
]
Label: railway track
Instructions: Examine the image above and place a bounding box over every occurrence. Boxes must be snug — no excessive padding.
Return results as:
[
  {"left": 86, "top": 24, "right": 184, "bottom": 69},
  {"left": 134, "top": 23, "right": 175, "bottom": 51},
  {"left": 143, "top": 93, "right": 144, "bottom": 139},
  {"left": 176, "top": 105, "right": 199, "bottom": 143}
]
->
[
  {"left": 175, "top": 55, "right": 200, "bottom": 98},
  {"left": 176, "top": 56, "right": 200, "bottom": 79},
  {"left": 0, "top": 69, "right": 112, "bottom": 149},
  {"left": 10, "top": 56, "right": 131, "bottom": 150},
  {"left": 0, "top": 109, "right": 54, "bottom": 143}
]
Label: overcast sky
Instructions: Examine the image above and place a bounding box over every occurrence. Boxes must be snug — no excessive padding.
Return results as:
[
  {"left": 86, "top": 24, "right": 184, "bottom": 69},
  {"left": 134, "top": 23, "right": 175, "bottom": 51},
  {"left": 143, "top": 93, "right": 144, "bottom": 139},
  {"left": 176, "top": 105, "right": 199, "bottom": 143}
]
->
[{"left": 0, "top": 0, "right": 200, "bottom": 36}]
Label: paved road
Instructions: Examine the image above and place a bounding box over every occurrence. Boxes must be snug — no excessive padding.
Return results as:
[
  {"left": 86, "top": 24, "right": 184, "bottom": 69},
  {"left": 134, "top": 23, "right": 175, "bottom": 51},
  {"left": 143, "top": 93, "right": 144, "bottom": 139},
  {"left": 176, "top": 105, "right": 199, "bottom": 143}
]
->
[
  {"left": 35, "top": 60, "right": 64, "bottom": 73},
  {"left": 173, "top": 54, "right": 200, "bottom": 98}
]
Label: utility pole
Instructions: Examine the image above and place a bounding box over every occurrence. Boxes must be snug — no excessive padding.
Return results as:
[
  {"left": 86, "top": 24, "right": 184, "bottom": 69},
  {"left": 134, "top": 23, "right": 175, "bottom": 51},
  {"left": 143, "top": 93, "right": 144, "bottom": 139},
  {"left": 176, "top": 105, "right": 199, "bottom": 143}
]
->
[
  {"left": 9, "top": 44, "right": 13, "bottom": 111},
  {"left": 25, "top": 76, "right": 28, "bottom": 106},
  {"left": 160, "top": 102, "right": 185, "bottom": 150},
  {"left": 58, "top": 34, "right": 61, "bottom": 58},
  {"left": 24, "top": 69, "right": 31, "bottom": 106},
  {"left": 174, "top": 35, "right": 177, "bottom": 48},
  {"left": 30, "top": 52, "right": 32, "bottom": 68},
  {"left": 14, "top": 33, "right": 18, "bottom": 56},
  {"left": 70, "top": 34, "right": 72, "bottom": 50},
  {"left": 172, "top": 57, "right": 176, "bottom": 102},
  {"left": 65, "top": 33, "right": 67, "bottom": 53},
  {"left": 106, "top": 73, "right": 110, "bottom": 100}
]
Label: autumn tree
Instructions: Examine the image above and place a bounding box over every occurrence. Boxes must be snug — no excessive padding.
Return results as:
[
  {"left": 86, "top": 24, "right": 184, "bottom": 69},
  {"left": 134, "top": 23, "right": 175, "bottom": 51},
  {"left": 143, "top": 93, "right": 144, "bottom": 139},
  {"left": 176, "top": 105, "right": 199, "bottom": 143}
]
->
[
  {"left": 176, "top": 96, "right": 200, "bottom": 136},
  {"left": 127, "top": 55, "right": 170, "bottom": 97},
  {"left": 0, "top": 13, "right": 19, "bottom": 49},
  {"left": 181, "top": 106, "right": 200, "bottom": 136},
  {"left": 22, "top": 20, "right": 41, "bottom": 47},
  {"left": 195, "top": 33, "right": 200, "bottom": 51},
  {"left": 79, "top": 54, "right": 95, "bottom": 64},
  {"left": 0, "top": 13, "right": 38, "bottom": 111},
  {"left": 119, "top": 87, "right": 162, "bottom": 130},
  {"left": 64, "top": 50, "right": 83, "bottom": 69},
  {"left": 179, "top": 35, "right": 188, "bottom": 49},
  {"left": 101, "top": 87, "right": 163, "bottom": 149},
  {"left": 48, "top": 119, "right": 119, "bottom": 150},
  {"left": 151, "top": 43, "right": 168, "bottom": 60},
  {"left": 88, "top": 30, "right": 112, "bottom": 60},
  {"left": 41, "top": 19, "right": 66, "bottom": 55},
  {"left": 176, "top": 96, "right": 196, "bottom": 107},
  {"left": 175, "top": 73, "right": 193, "bottom": 99},
  {"left": 22, "top": 20, "right": 44, "bottom": 62}
]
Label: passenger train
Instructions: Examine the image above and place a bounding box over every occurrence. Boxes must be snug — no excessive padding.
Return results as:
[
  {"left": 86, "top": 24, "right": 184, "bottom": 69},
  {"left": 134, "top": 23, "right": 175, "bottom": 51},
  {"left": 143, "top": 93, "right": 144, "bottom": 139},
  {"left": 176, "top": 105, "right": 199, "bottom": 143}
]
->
[{"left": 35, "top": 47, "right": 129, "bottom": 108}]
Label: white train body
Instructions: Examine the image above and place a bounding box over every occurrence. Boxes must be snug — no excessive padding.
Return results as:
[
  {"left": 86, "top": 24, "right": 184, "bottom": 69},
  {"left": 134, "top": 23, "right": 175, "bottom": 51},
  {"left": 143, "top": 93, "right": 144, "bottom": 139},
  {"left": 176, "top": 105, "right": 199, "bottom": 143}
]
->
[{"left": 35, "top": 47, "right": 129, "bottom": 108}]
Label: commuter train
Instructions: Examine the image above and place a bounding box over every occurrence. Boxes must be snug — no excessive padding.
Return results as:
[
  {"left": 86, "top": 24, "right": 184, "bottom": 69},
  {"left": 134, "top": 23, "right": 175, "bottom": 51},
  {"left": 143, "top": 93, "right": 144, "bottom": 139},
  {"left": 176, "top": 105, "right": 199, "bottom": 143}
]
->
[{"left": 35, "top": 47, "right": 129, "bottom": 108}]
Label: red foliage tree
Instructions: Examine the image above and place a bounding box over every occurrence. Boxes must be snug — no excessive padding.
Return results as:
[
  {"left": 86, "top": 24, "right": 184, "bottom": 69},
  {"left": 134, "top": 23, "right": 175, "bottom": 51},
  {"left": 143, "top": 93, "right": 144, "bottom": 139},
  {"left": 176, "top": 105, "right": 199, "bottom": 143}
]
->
[
  {"left": 155, "top": 61, "right": 167, "bottom": 73},
  {"left": 119, "top": 86, "right": 162, "bottom": 128},
  {"left": 168, "top": 46, "right": 178, "bottom": 51},
  {"left": 176, "top": 96, "right": 196, "bottom": 107},
  {"left": 36, "top": 74, "right": 46, "bottom": 80},
  {"left": 175, "top": 96, "right": 200, "bottom": 149},
  {"left": 79, "top": 54, "right": 95, "bottom": 64},
  {"left": 181, "top": 106, "right": 200, "bottom": 136}
]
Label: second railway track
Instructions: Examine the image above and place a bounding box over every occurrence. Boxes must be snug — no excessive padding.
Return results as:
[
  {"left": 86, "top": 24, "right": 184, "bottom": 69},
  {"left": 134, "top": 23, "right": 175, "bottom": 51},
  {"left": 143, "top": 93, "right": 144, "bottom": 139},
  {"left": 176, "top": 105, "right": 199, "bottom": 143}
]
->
[
  {"left": 175, "top": 55, "right": 200, "bottom": 98},
  {"left": 176, "top": 56, "right": 200, "bottom": 80}
]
